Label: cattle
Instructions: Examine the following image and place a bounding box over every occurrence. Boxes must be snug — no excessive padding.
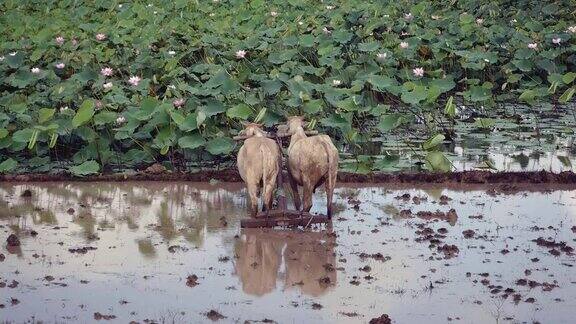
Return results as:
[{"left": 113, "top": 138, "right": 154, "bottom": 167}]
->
[
  {"left": 280, "top": 116, "right": 338, "bottom": 218},
  {"left": 236, "top": 123, "right": 281, "bottom": 217}
]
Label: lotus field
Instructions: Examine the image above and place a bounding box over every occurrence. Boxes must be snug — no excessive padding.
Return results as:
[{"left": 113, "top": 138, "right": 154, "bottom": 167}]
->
[{"left": 1, "top": 0, "right": 575, "bottom": 175}]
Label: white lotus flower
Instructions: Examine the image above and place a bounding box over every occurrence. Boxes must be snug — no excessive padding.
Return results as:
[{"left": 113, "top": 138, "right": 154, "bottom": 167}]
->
[
  {"left": 235, "top": 50, "right": 247, "bottom": 59},
  {"left": 128, "top": 76, "right": 141, "bottom": 86},
  {"left": 412, "top": 67, "right": 424, "bottom": 77},
  {"left": 31, "top": 67, "right": 41, "bottom": 74}
]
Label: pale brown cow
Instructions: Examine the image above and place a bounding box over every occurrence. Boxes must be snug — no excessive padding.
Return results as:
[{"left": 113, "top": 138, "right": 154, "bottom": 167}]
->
[
  {"left": 236, "top": 123, "right": 281, "bottom": 217},
  {"left": 281, "top": 116, "right": 339, "bottom": 218}
]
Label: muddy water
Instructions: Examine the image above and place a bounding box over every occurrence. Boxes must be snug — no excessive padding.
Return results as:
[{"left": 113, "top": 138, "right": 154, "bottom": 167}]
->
[{"left": 1, "top": 182, "right": 575, "bottom": 323}]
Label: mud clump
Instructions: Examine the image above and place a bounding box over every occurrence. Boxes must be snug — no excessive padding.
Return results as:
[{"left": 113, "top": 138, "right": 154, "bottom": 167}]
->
[
  {"left": 21, "top": 189, "right": 32, "bottom": 197},
  {"left": 439, "top": 195, "right": 452, "bottom": 205},
  {"left": 311, "top": 303, "right": 323, "bottom": 310},
  {"left": 572, "top": 226, "right": 576, "bottom": 233},
  {"left": 0, "top": 253, "right": 5, "bottom": 262},
  {"left": 462, "top": 229, "right": 475, "bottom": 238},
  {"left": 395, "top": 193, "right": 411, "bottom": 201},
  {"left": 168, "top": 245, "right": 189, "bottom": 253},
  {"left": 369, "top": 314, "right": 392, "bottom": 324},
  {"left": 318, "top": 276, "right": 332, "bottom": 286},
  {"left": 438, "top": 244, "right": 459, "bottom": 259},
  {"left": 416, "top": 209, "right": 458, "bottom": 224},
  {"left": 532, "top": 237, "right": 574, "bottom": 255},
  {"left": 6, "top": 234, "right": 20, "bottom": 247},
  {"left": 516, "top": 278, "right": 558, "bottom": 291},
  {"left": 360, "top": 265, "right": 371, "bottom": 272},
  {"left": 359, "top": 252, "right": 391, "bottom": 262},
  {"left": 205, "top": 310, "right": 226, "bottom": 321},
  {"left": 186, "top": 275, "right": 199, "bottom": 287},
  {"left": 93, "top": 312, "right": 116, "bottom": 320},
  {"left": 68, "top": 246, "right": 97, "bottom": 254}
]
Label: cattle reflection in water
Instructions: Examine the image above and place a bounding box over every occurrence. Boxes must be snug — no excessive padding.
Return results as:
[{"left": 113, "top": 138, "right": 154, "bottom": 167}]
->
[{"left": 234, "top": 229, "right": 337, "bottom": 296}]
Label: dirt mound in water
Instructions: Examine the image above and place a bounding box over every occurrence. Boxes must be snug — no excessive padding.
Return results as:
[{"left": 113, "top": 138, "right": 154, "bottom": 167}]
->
[
  {"left": 3, "top": 169, "right": 576, "bottom": 185},
  {"left": 369, "top": 314, "right": 392, "bottom": 324}
]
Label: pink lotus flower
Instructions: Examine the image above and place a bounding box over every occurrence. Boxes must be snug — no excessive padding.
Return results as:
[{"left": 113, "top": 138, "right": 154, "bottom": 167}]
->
[
  {"left": 96, "top": 33, "right": 107, "bottom": 41},
  {"left": 55, "top": 62, "right": 65, "bottom": 69},
  {"left": 31, "top": 67, "right": 41, "bottom": 74},
  {"left": 103, "top": 82, "right": 113, "bottom": 90},
  {"left": 235, "top": 50, "right": 246, "bottom": 59},
  {"left": 100, "top": 67, "right": 114, "bottom": 77},
  {"left": 173, "top": 98, "right": 185, "bottom": 108},
  {"left": 400, "top": 42, "right": 409, "bottom": 49},
  {"left": 568, "top": 26, "right": 576, "bottom": 34},
  {"left": 128, "top": 76, "right": 141, "bottom": 86},
  {"left": 95, "top": 100, "right": 103, "bottom": 109},
  {"left": 552, "top": 38, "right": 561, "bottom": 44},
  {"left": 527, "top": 43, "right": 538, "bottom": 50},
  {"left": 413, "top": 67, "right": 424, "bottom": 77},
  {"left": 55, "top": 36, "right": 65, "bottom": 46}
]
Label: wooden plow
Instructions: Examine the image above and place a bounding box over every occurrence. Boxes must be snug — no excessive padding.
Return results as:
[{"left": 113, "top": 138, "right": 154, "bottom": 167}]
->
[{"left": 234, "top": 130, "right": 331, "bottom": 228}]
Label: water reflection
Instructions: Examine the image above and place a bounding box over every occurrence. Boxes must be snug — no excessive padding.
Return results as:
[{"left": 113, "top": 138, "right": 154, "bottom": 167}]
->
[
  {"left": 0, "top": 182, "right": 245, "bottom": 248},
  {"left": 234, "top": 229, "right": 337, "bottom": 297}
]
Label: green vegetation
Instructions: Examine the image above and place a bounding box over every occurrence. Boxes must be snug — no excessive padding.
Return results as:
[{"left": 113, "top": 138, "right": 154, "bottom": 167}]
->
[{"left": 1, "top": 0, "right": 575, "bottom": 175}]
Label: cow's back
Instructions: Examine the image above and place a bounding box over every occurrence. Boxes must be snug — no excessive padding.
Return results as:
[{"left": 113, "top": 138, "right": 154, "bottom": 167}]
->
[{"left": 237, "top": 137, "right": 280, "bottom": 183}]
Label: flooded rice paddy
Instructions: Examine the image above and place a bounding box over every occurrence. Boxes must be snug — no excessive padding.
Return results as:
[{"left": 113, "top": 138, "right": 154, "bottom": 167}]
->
[{"left": 1, "top": 182, "right": 576, "bottom": 323}]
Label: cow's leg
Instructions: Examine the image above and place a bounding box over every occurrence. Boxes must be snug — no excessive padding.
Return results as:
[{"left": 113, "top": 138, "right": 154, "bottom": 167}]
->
[
  {"left": 325, "top": 173, "right": 336, "bottom": 218},
  {"left": 246, "top": 182, "right": 259, "bottom": 218},
  {"left": 287, "top": 172, "right": 301, "bottom": 211},
  {"left": 262, "top": 181, "right": 275, "bottom": 213}
]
